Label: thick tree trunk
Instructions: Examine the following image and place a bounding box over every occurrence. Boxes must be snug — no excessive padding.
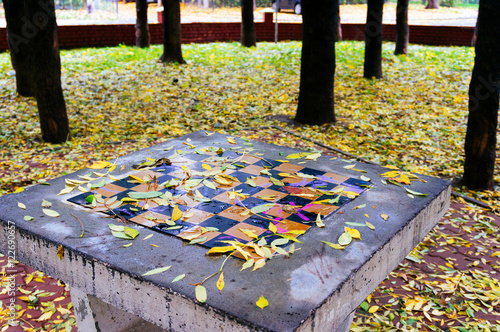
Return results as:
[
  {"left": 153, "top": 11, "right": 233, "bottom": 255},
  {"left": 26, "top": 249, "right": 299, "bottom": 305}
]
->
[
  {"left": 394, "top": 0, "right": 409, "bottom": 55},
  {"left": 160, "top": 0, "right": 185, "bottom": 63},
  {"left": 4, "top": 0, "right": 70, "bottom": 143},
  {"left": 426, "top": 0, "right": 439, "bottom": 9},
  {"left": 295, "top": 0, "right": 338, "bottom": 125},
  {"left": 241, "top": 0, "right": 256, "bottom": 47},
  {"left": 136, "top": 0, "right": 150, "bottom": 48},
  {"left": 363, "top": 0, "right": 384, "bottom": 79},
  {"left": 463, "top": 0, "right": 500, "bottom": 190},
  {"left": 3, "top": 1, "right": 35, "bottom": 97}
]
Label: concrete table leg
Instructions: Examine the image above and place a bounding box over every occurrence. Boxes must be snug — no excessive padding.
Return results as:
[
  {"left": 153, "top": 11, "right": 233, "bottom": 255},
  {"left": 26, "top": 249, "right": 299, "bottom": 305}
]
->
[
  {"left": 71, "top": 287, "right": 167, "bottom": 332},
  {"left": 336, "top": 310, "right": 355, "bottom": 332}
]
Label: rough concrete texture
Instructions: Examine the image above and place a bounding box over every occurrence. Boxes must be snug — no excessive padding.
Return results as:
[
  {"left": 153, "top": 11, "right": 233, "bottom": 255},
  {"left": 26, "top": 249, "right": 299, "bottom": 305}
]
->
[{"left": 0, "top": 131, "right": 450, "bottom": 331}]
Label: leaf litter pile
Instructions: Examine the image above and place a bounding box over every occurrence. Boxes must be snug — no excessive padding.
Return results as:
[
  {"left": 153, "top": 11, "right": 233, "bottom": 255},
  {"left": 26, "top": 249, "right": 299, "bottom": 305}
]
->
[{"left": 0, "top": 41, "right": 499, "bottom": 331}]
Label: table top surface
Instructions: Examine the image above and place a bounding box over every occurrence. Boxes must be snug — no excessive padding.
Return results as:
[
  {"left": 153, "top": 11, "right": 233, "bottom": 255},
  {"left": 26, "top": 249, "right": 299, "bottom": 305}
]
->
[{"left": 0, "top": 131, "right": 451, "bottom": 331}]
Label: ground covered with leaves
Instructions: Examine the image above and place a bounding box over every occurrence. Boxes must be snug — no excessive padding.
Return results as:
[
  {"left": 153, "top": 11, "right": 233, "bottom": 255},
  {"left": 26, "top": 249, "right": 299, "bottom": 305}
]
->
[{"left": 0, "top": 41, "right": 499, "bottom": 331}]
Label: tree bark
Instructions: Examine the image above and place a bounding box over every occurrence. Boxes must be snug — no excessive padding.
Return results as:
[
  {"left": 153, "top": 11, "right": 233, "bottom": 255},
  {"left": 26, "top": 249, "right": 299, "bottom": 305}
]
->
[
  {"left": 136, "top": 0, "right": 150, "bottom": 48},
  {"left": 394, "top": 0, "right": 409, "bottom": 55},
  {"left": 363, "top": 0, "right": 384, "bottom": 79},
  {"left": 295, "top": 0, "right": 338, "bottom": 125},
  {"left": 160, "top": 0, "right": 185, "bottom": 63},
  {"left": 3, "top": 1, "right": 35, "bottom": 97},
  {"left": 463, "top": 0, "right": 500, "bottom": 190},
  {"left": 4, "top": 0, "right": 70, "bottom": 143},
  {"left": 336, "top": 5, "right": 342, "bottom": 42},
  {"left": 241, "top": 0, "right": 256, "bottom": 47},
  {"left": 426, "top": 0, "right": 439, "bottom": 9}
]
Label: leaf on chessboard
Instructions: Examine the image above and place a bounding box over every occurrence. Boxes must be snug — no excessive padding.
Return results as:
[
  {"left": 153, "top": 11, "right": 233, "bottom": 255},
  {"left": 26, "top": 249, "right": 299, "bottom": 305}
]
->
[
  {"left": 207, "top": 246, "right": 235, "bottom": 255},
  {"left": 268, "top": 222, "right": 278, "bottom": 234},
  {"left": 202, "top": 179, "right": 217, "bottom": 190},
  {"left": 202, "top": 163, "right": 212, "bottom": 171},
  {"left": 270, "top": 177, "right": 284, "bottom": 186},
  {"left": 239, "top": 228, "right": 259, "bottom": 239},
  {"left": 195, "top": 285, "right": 207, "bottom": 303},
  {"left": 338, "top": 232, "right": 352, "bottom": 246},
  {"left": 241, "top": 259, "right": 254, "bottom": 271},
  {"left": 216, "top": 272, "right": 225, "bottom": 293},
  {"left": 285, "top": 230, "right": 306, "bottom": 235},
  {"left": 321, "top": 240, "right": 344, "bottom": 250},
  {"left": 256, "top": 295, "right": 269, "bottom": 309},
  {"left": 316, "top": 213, "right": 325, "bottom": 228},
  {"left": 189, "top": 237, "right": 207, "bottom": 245},
  {"left": 261, "top": 246, "right": 273, "bottom": 259},
  {"left": 250, "top": 203, "right": 276, "bottom": 214},
  {"left": 245, "top": 178, "right": 256, "bottom": 187},
  {"left": 253, "top": 258, "right": 266, "bottom": 271},
  {"left": 260, "top": 169, "right": 272, "bottom": 176},
  {"left": 273, "top": 246, "right": 288, "bottom": 256},
  {"left": 214, "top": 175, "right": 232, "bottom": 186},
  {"left": 90, "top": 179, "right": 106, "bottom": 189},
  {"left": 360, "top": 175, "right": 371, "bottom": 182},
  {"left": 271, "top": 238, "right": 289, "bottom": 247},
  {"left": 128, "top": 191, "right": 163, "bottom": 199},
  {"left": 172, "top": 205, "right": 183, "bottom": 222},
  {"left": 142, "top": 265, "right": 171, "bottom": 276}
]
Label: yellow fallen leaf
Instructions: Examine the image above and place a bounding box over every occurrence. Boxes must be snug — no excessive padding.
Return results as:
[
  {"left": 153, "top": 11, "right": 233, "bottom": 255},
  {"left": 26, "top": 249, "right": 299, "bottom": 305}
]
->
[
  {"left": 227, "top": 137, "right": 236, "bottom": 144},
  {"left": 195, "top": 285, "right": 207, "bottom": 303},
  {"left": 202, "top": 163, "right": 212, "bottom": 171},
  {"left": 13, "top": 187, "right": 24, "bottom": 193},
  {"left": 172, "top": 205, "right": 183, "bottom": 222},
  {"left": 18, "top": 202, "right": 26, "bottom": 210},
  {"left": 35, "top": 310, "right": 54, "bottom": 322},
  {"left": 380, "top": 213, "right": 389, "bottom": 221},
  {"left": 368, "top": 305, "right": 379, "bottom": 313},
  {"left": 57, "top": 245, "right": 64, "bottom": 260},
  {"left": 216, "top": 272, "right": 225, "bottom": 293},
  {"left": 207, "top": 246, "right": 235, "bottom": 255},
  {"left": 345, "top": 227, "right": 361, "bottom": 239},
  {"left": 256, "top": 295, "right": 269, "bottom": 309}
]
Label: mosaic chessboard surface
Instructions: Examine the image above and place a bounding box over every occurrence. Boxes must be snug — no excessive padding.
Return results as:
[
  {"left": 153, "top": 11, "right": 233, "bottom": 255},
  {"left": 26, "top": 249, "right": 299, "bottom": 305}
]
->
[{"left": 68, "top": 147, "right": 371, "bottom": 251}]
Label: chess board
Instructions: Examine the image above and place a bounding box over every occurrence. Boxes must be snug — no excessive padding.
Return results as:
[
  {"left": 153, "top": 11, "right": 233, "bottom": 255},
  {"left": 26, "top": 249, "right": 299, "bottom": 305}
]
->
[{"left": 68, "top": 146, "right": 371, "bottom": 256}]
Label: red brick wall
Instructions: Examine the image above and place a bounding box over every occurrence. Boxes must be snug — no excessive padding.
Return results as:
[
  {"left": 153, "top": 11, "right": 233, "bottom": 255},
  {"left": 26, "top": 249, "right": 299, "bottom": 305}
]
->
[{"left": 0, "top": 14, "right": 475, "bottom": 53}]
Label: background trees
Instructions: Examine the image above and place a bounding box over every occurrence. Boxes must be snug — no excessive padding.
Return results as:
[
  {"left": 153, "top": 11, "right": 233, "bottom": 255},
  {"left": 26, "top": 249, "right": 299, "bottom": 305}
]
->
[
  {"left": 363, "top": 0, "right": 384, "bottom": 79},
  {"left": 136, "top": 0, "right": 151, "bottom": 47},
  {"left": 3, "top": 0, "right": 70, "bottom": 144},
  {"left": 294, "top": 0, "right": 338, "bottom": 125},
  {"left": 160, "top": 0, "right": 185, "bottom": 63},
  {"left": 241, "top": 0, "right": 256, "bottom": 47},
  {"left": 463, "top": 0, "right": 500, "bottom": 190}
]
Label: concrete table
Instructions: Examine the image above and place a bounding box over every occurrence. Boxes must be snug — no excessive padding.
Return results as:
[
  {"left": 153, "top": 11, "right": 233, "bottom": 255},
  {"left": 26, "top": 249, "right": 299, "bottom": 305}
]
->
[{"left": 0, "top": 131, "right": 450, "bottom": 332}]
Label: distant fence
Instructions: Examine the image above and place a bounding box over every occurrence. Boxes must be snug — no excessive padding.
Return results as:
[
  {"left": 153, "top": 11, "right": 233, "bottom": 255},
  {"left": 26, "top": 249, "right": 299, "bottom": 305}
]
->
[{"left": 0, "top": 12, "right": 475, "bottom": 53}]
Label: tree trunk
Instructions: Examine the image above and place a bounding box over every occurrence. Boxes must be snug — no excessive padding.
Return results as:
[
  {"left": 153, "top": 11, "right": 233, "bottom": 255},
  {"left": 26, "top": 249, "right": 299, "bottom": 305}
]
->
[
  {"left": 426, "top": 0, "right": 439, "bottom": 9},
  {"left": 363, "top": 0, "right": 384, "bottom": 79},
  {"left": 463, "top": 0, "right": 500, "bottom": 190},
  {"left": 241, "top": 0, "right": 256, "bottom": 47},
  {"left": 295, "top": 0, "right": 338, "bottom": 125},
  {"left": 336, "top": 5, "right": 342, "bottom": 42},
  {"left": 136, "top": 0, "right": 150, "bottom": 48},
  {"left": 4, "top": 0, "right": 70, "bottom": 144},
  {"left": 3, "top": 1, "right": 35, "bottom": 97},
  {"left": 160, "top": 0, "right": 185, "bottom": 63},
  {"left": 394, "top": 0, "right": 409, "bottom": 55}
]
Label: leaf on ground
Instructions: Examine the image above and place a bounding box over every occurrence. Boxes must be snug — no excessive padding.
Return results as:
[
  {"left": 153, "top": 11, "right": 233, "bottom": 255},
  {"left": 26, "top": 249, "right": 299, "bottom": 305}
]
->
[
  {"left": 18, "top": 202, "right": 26, "bottom": 210},
  {"left": 43, "top": 209, "right": 60, "bottom": 217},
  {"left": 172, "top": 274, "right": 185, "bottom": 283},
  {"left": 172, "top": 205, "right": 183, "bottom": 222},
  {"left": 142, "top": 265, "right": 171, "bottom": 276},
  {"left": 216, "top": 272, "right": 225, "bottom": 293},
  {"left": 195, "top": 285, "right": 207, "bottom": 303},
  {"left": 256, "top": 295, "right": 269, "bottom": 309},
  {"left": 321, "top": 241, "right": 344, "bottom": 250}
]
